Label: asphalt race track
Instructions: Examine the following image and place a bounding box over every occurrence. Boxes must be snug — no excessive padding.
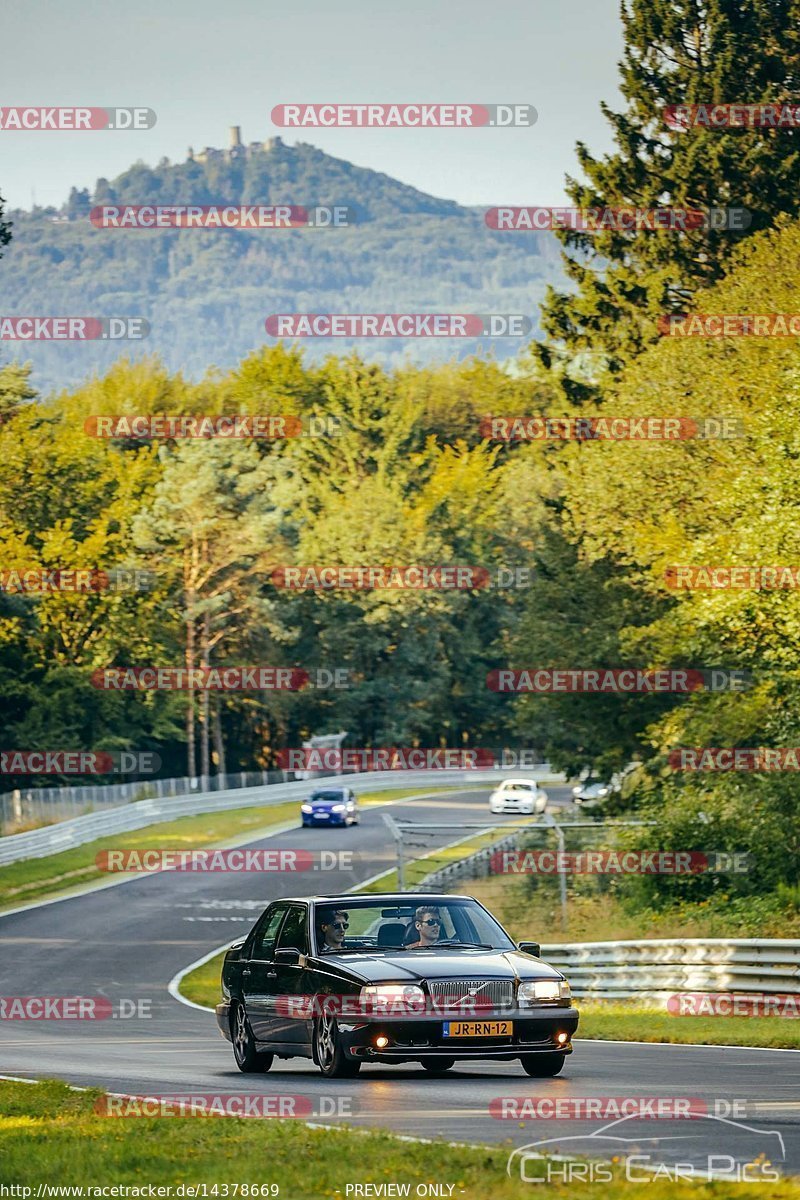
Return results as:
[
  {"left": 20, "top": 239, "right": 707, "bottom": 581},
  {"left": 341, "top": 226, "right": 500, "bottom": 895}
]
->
[{"left": 1, "top": 785, "right": 798, "bottom": 1179}]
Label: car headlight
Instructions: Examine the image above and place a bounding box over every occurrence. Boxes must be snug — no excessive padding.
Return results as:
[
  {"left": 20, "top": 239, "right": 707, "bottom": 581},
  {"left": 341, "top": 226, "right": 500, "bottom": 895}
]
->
[
  {"left": 332, "top": 803, "right": 346, "bottom": 812},
  {"left": 361, "top": 984, "right": 425, "bottom": 1012},
  {"left": 301, "top": 804, "right": 313, "bottom": 813},
  {"left": 518, "top": 980, "right": 571, "bottom": 1004}
]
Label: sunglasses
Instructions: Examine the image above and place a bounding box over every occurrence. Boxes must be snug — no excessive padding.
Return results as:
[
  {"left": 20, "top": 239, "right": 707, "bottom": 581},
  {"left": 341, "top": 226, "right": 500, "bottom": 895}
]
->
[
  {"left": 328, "top": 921, "right": 349, "bottom": 930},
  {"left": 419, "top": 918, "right": 441, "bottom": 927}
]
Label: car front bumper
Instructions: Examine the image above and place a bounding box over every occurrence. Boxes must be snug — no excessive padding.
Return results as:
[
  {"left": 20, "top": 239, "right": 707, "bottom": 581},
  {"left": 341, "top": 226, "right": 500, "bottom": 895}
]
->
[
  {"left": 302, "top": 812, "right": 347, "bottom": 825},
  {"left": 216, "top": 1002, "right": 232, "bottom": 1040},
  {"left": 338, "top": 1005, "right": 579, "bottom": 1061}
]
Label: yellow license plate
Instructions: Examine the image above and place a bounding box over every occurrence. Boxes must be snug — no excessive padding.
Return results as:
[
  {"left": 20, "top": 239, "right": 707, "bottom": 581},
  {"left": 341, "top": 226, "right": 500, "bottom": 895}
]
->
[{"left": 443, "top": 1020, "right": 513, "bottom": 1038}]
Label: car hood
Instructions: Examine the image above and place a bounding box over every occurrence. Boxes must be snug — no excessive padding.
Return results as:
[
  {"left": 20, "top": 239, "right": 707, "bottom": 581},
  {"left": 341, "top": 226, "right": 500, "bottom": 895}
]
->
[{"left": 315, "top": 948, "right": 564, "bottom": 984}]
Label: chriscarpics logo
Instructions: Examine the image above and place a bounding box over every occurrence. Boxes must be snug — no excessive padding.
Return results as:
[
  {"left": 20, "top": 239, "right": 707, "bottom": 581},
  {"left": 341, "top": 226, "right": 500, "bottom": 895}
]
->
[{"left": 507, "top": 1112, "right": 786, "bottom": 1183}]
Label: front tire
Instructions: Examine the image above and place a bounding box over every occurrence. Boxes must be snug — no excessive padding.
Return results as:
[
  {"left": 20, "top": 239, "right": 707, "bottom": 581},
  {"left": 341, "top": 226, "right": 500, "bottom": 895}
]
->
[
  {"left": 420, "top": 1057, "right": 455, "bottom": 1073},
  {"left": 314, "top": 1010, "right": 362, "bottom": 1078},
  {"left": 520, "top": 1052, "right": 565, "bottom": 1077},
  {"left": 231, "top": 1003, "right": 273, "bottom": 1073}
]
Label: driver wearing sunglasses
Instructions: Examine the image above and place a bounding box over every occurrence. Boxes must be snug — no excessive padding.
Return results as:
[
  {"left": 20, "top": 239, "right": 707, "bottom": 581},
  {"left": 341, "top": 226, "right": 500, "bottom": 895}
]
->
[
  {"left": 318, "top": 909, "right": 350, "bottom": 952},
  {"left": 405, "top": 905, "right": 443, "bottom": 949}
]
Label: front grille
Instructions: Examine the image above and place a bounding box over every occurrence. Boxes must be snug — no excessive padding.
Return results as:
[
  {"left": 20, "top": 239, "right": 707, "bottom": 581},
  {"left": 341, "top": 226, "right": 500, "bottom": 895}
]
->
[{"left": 426, "top": 979, "right": 514, "bottom": 1010}]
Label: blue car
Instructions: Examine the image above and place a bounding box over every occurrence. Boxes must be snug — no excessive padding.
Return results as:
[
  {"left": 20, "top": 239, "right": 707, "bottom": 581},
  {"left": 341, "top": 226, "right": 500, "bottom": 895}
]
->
[{"left": 301, "top": 786, "right": 359, "bottom": 828}]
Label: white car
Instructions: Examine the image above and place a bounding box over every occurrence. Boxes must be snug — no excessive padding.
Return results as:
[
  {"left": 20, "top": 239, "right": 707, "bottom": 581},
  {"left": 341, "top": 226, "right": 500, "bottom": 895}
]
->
[{"left": 489, "top": 778, "right": 547, "bottom": 815}]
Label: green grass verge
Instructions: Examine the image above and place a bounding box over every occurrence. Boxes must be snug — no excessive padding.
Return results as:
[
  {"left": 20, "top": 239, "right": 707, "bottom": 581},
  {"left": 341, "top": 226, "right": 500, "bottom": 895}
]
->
[
  {"left": 0, "top": 802, "right": 299, "bottom": 911},
  {"left": 0, "top": 787, "right": 456, "bottom": 912},
  {"left": 2, "top": 1079, "right": 797, "bottom": 1200},
  {"left": 576, "top": 1000, "right": 800, "bottom": 1049},
  {"left": 465, "top": 874, "right": 800, "bottom": 940},
  {"left": 179, "top": 952, "right": 229, "bottom": 1008}
]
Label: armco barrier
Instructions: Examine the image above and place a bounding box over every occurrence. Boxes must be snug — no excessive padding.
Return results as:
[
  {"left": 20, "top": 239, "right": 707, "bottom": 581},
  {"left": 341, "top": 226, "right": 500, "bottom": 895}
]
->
[
  {"left": 539, "top": 939, "right": 800, "bottom": 1002},
  {"left": 415, "top": 831, "right": 520, "bottom": 891},
  {"left": 0, "top": 767, "right": 560, "bottom": 867}
]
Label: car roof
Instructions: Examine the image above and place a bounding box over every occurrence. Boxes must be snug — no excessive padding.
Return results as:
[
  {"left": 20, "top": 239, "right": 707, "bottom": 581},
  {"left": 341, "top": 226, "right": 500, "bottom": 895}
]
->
[
  {"left": 497, "top": 777, "right": 540, "bottom": 786},
  {"left": 282, "top": 892, "right": 475, "bottom": 905}
]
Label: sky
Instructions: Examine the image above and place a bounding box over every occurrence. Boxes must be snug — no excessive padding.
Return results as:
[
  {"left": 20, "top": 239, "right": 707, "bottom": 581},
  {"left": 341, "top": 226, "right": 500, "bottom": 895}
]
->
[{"left": 2, "top": 0, "right": 624, "bottom": 211}]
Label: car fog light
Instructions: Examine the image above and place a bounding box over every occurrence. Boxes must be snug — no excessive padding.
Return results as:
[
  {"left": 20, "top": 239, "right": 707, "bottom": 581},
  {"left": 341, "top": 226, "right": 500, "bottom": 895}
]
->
[
  {"left": 556, "top": 1032, "right": 569, "bottom": 1044},
  {"left": 375, "top": 1035, "right": 389, "bottom": 1049}
]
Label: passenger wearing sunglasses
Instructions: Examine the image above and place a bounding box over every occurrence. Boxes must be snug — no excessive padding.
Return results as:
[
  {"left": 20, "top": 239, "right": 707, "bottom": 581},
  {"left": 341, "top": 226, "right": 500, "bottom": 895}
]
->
[
  {"left": 405, "top": 905, "right": 443, "bottom": 949},
  {"left": 318, "top": 909, "right": 349, "bottom": 952}
]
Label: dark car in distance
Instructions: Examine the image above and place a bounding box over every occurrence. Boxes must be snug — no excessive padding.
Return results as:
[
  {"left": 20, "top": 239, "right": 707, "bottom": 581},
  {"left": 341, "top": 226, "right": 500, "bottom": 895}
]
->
[
  {"left": 216, "top": 892, "right": 578, "bottom": 1078},
  {"left": 300, "top": 786, "right": 359, "bottom": 828}
]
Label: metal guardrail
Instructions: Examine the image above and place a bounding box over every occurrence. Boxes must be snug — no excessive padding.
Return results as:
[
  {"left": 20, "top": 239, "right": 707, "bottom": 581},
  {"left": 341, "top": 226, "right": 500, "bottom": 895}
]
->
[
  {"left": 414, "top": 831, "right": 520, "bottom": 891},
  {"left": 0, "top": 767, "right": 559, "bottom": 867},
  {"left": 0, "top": 770, "right": 291, "bottom": 834},
  {"left": 411, "top": 831, "right": 800, "bottom": 1003},
  {"left": 539, "top": 939, "right": 800, "bottom": 1000}
]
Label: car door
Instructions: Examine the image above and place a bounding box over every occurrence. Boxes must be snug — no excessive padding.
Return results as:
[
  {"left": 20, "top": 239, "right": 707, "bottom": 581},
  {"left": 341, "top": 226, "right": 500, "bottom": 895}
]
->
[
  {"left": 270, "top": 903, "right": 311, "bottom": 1049},
  {"left": 241, "top": 904, "right": 287, "bottom": 1043}
]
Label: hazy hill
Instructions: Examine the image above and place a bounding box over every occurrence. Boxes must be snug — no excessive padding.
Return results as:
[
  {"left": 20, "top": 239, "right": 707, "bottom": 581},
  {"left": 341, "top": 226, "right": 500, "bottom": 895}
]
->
[{"left": 0, "top": 138, "right": 565, "bottom": 392}]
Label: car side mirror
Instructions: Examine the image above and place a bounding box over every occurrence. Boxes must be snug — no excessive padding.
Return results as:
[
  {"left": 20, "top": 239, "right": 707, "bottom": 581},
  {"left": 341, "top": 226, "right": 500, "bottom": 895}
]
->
[
  {"left": 518, "top": 941, "right": 541, "bottom": 958},
  {"left": 274, "top": 947, "right": 301, "bottom": 965}
]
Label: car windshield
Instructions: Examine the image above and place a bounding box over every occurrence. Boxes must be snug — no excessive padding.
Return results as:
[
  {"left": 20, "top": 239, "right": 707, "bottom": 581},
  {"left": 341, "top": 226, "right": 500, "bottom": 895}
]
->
[
  {"left": 311, "top": 791, "right": 344, "bottom": 802},
  {"left": 312, "top": 898, "right": 516, "bottom": 954},
  {"left": 503, "top": 782, "right": 534, "bottom": 792}
]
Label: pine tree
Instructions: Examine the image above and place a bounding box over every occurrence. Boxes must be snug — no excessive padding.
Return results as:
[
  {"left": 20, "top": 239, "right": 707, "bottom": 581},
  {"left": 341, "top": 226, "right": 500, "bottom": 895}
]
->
[
  {"left": 537, "top": 0, "right": 800, "bottom": 400},
  {"left": 0, "top": 190, "right": 11, "bottom": 260}
]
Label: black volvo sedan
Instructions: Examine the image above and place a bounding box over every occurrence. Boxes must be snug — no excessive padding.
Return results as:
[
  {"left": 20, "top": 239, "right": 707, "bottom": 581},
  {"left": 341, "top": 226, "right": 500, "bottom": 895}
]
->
[{"left": 215, "top": 892, "right": 578, "bottom": 1077}]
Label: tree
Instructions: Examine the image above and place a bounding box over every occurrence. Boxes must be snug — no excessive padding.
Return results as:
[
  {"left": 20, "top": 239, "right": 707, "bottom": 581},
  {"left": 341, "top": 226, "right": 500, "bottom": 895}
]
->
[
  {"left": 536, "top": 0, "right": 800, "bottom": 399},
  {"left": 65, "top": 187, "right": 91, "bottom": 220},
  {"left": 550, "top": 220, "right": 800, "bottom": 910},
  {"left": 0, "top": 363, "right": 35, "bottom": 422},
  {"left": 132, "top": 440, "right": 292, "bottom": 781},
  {"left": 0, "top": 190, "right": 11, "bottom": 260}
]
